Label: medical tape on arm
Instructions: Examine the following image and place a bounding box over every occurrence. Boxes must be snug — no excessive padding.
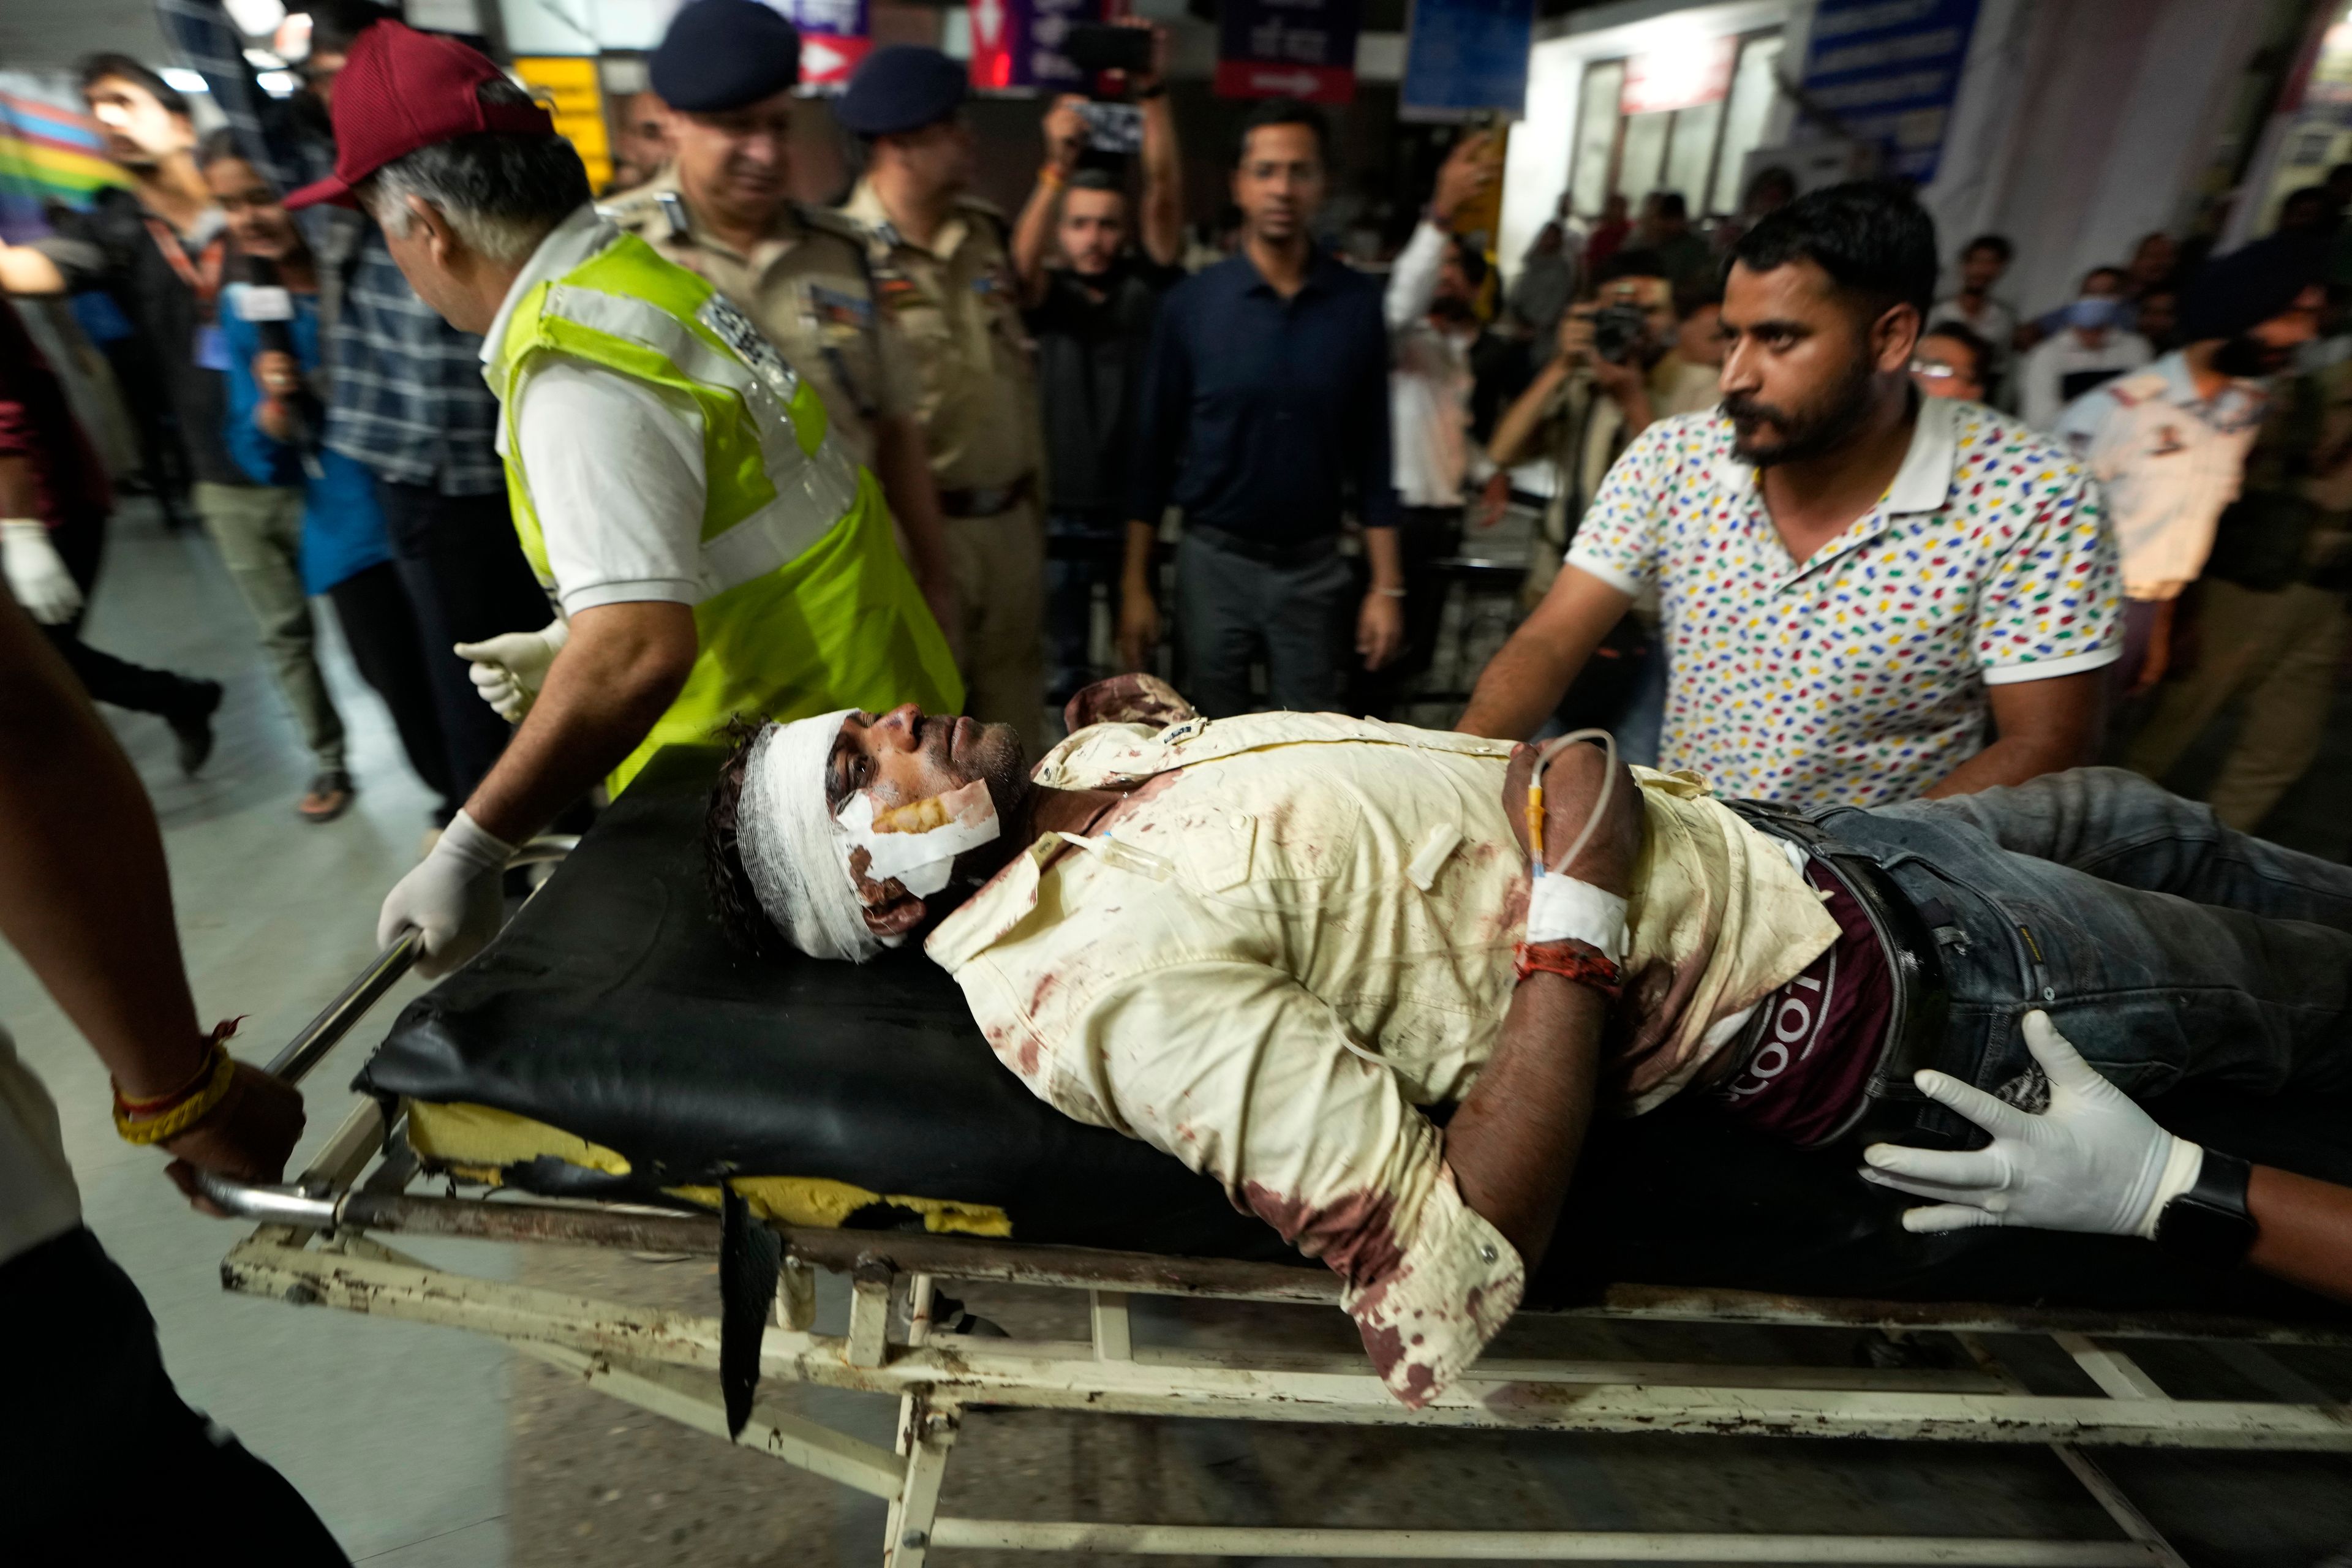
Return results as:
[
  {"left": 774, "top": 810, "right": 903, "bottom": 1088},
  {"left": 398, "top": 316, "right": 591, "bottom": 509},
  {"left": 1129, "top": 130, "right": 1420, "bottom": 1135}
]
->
[
  {"left": 837, "top": 778, "right": 1002, "bottom": 898},
  {"left": 1524, "top": 728, "right": 1629, "bottom": 962}
]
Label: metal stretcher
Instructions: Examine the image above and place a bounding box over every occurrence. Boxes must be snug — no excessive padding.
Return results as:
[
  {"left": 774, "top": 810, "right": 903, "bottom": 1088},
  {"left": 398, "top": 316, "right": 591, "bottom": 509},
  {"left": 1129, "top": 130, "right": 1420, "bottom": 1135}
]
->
[{"left": 194, "top": 757, "right": 2352, "bottom": 1566}]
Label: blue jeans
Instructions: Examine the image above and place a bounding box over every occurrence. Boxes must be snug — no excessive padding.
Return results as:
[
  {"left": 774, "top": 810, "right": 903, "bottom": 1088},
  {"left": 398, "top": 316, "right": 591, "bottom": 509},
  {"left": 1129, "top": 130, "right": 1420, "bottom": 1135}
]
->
[{"left": 1810, "top": 768, "right": 2352, "bottom": 1142}]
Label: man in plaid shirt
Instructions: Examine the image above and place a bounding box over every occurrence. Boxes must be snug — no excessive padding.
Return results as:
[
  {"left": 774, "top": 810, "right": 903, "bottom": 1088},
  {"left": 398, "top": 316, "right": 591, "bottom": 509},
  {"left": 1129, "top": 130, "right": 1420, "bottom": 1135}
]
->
[{"left": 158, "top": 0, "right": 547, "bottom": 805}]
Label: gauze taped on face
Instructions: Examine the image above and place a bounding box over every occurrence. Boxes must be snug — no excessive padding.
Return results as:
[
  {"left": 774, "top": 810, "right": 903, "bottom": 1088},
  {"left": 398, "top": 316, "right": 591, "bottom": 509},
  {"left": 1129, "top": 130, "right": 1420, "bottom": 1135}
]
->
[{"left": 837, "top": 778, "right": 1001, "bottom": 898}]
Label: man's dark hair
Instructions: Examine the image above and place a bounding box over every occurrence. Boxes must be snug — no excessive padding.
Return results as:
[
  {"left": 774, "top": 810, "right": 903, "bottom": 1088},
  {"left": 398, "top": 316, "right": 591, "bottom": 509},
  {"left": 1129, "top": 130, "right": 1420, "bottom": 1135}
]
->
[
  {"left": 1729, "top": 180, "right": 1937, "bottom": 320},
  {"left": 1235, "top": 97, "right": 1329, "bottom": 168},
  {"left": 195, "top": 127, "right": 244, "bottom": 172},
  {"left": 78, "top": 53, "right": 189, "bottom": 121},
  {"left": 1675, "top": 281, "right": 1723, "bottom": 320},
  {"left": 1962, "top": 233, "right": 2013, "bottom": 264},
  {"left": 361, "top": 78, "right": 590, "bottom": 263},
  {"left": 704, "top": 718, "right": 791, "bottom": 962},
  {"left": 1923, "top": 321, "right": 1990, "bottom": 385},
  {"left": 310, "top": 0, "right": 398, "bottom": 55},
  {"left": 1652, "top": 190, "right": 1688, "bottom": 222},
  {"left": 1067, "top": 167, "right": 1123, "bottom": 197},
  {"left": 1594, "top": 247, "right": 1668, "bottom": 286},
  {"left": 2080, "top": 265, "right": 2125, "bottom": 292},
  {"left": 1448, "top": 239, "right": 1490, "bottom": 290}
]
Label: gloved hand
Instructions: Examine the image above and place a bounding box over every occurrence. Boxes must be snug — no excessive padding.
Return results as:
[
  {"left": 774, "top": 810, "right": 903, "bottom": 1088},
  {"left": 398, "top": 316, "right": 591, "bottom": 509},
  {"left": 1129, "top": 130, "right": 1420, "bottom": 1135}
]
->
[
  {"left": 1860, "top": 1010, "right": 2203, "bottom": 1238},
  {"left": 376, "top": 810, "right": 516, "bottom": 979},
  {"left": 2, "top": 519, "right": 83, "bottom": 625},
  {"left": 453, "top": 619, "right": 568, "bottom": 723}
]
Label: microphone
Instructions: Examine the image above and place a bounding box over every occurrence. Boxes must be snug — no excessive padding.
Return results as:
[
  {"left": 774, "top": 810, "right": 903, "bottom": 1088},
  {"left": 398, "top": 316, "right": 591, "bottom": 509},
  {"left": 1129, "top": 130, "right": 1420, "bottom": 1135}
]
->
[{"left": 237, "top": 255, "right": 325, "bottom": 477}]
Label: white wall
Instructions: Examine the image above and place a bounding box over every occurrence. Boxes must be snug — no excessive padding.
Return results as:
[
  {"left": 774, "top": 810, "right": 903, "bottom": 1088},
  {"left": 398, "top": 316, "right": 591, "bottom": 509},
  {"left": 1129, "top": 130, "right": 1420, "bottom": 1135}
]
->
[
  {"left": 1920, "top": 0, "right": 2269, "bottom": 318},
  {"left": 1498, "top": 0, "right": 1800, "bottom": 284}
]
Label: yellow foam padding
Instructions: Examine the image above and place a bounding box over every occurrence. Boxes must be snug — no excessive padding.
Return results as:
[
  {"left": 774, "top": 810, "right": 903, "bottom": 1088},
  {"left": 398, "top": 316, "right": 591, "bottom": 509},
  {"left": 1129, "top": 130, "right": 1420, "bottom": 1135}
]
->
[
  {"left": 401, "top": 1098, "right": 1010, "bottom": 1237},
  {"left": 405, "top": 1099, "right": 633, "bottom": 1175},
  {"left": 665, "top": 1178, "right": 1012, "bottom": 1238}
]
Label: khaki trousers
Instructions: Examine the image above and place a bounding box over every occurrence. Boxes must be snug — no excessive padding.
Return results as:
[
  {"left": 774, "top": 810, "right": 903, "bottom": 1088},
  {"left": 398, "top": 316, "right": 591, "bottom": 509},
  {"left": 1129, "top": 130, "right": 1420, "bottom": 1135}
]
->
[
  {"left": 194, "top": 481, "right": 344, "bottom": 771},
  {"left": 2127, "top": 577, "right": 2348, "bottom": 831},
  {"left": 940, "top": 497, "right": 1046, "bottom": 754}
]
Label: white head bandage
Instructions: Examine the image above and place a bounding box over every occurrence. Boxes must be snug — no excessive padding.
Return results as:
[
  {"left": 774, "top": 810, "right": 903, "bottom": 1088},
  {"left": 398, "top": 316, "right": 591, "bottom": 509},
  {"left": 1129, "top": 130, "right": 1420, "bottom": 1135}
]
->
[{"left": 734, "top": 710, "right": 883, "bottom": 963}]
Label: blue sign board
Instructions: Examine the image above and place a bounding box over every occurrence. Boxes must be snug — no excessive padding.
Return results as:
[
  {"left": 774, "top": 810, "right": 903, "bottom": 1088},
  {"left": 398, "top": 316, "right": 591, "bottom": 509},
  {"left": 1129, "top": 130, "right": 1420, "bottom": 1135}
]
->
[
  {"left": 1400, "top": 0, "right": 1535, "bottom": 118},
  {"left": 1799, "top": 0, "right": 1983, "bottom": 184}
]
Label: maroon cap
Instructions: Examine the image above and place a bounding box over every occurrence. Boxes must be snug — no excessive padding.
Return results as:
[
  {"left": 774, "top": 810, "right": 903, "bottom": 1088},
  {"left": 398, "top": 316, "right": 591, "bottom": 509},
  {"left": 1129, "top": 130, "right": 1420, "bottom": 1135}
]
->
[{"left": 286, "top": 22, "right": 556, "bottom": 211}]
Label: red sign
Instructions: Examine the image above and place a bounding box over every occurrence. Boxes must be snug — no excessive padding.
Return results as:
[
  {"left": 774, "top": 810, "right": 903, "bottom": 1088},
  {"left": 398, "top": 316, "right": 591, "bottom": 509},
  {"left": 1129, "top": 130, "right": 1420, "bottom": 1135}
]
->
[
  {"left": 1213, "top": 60, "right": 1355, "bottom": 103},
  {"left": 1621, "top": 35, "right": 1736, "bottom": 115},
  {"left": 799, "top": 31, "right": 872, "bottom": 89},
  {"left": 1216, "top": 0, "right": 1360, "bottom": 106}
]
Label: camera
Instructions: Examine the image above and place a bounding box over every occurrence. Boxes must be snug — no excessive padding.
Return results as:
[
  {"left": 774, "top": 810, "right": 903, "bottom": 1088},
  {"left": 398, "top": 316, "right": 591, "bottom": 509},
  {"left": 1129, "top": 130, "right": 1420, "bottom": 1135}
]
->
[
  {"left": 1590, "top": 303, "right": 1651, "bottom": 366},
  {"left": 1072, "top": 100, "right": 1144, "bottom": 156}
]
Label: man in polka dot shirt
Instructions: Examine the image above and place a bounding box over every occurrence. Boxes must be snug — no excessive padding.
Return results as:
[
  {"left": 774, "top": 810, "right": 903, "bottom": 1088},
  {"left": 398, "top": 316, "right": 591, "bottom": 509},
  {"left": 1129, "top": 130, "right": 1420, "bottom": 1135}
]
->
[{"left": 1461, "top": 183, "right": 2121, "bottom": 810}]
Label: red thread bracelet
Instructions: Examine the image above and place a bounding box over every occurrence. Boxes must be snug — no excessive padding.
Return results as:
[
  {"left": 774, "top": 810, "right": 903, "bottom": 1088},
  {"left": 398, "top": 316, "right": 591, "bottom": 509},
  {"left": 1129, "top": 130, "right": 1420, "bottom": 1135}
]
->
[
  {"left": 113, "top": 1017, "right": 247, "bottom": 1115},
  {"left": 1514, "top": 940, "right": 1622, "bottom": 998}
]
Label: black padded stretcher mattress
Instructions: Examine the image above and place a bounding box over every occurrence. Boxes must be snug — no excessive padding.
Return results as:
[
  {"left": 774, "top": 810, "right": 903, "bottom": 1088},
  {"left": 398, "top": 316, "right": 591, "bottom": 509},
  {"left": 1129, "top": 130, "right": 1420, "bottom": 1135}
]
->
[{"left": 358, "top": 747, "right": 2352, "bottom": 1319}]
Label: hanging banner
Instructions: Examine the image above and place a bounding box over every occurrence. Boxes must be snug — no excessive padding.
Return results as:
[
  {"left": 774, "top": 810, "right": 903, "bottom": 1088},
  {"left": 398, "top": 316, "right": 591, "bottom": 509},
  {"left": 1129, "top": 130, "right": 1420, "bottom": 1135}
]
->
[
  {"left": 513, "top": 56, "right": 611, "bottom": 191},
  {"left": 778, "top": 0, "right": 872, "bottom": 93},
  {"left": 969, "top": 0, "right": 1103, "bottom": 94},
  {"left": 1798, "top": 0, "right": 1983, "bottom": 184},
  {"left": 1215, "top": 0, "right": 1360, "bottom": 105},
  {"left": 1400, "top": 0, "right": 1533, "bottom": 119}
]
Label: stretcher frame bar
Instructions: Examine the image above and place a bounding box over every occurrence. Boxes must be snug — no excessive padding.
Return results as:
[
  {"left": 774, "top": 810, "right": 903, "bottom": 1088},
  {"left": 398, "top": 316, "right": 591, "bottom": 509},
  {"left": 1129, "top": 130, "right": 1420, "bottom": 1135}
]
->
[{"left": 211, "top": 929, "right": 2350, "bottom": 1564}]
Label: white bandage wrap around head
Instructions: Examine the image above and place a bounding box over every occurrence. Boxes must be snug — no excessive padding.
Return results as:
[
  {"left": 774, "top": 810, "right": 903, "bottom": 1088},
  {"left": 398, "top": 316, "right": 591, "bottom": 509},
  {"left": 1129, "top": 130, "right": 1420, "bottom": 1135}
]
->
[
  {"left": 1525, "top": 873, "right": 1629, "bottom": 962},
  {"left": 735, "top": 711, "right": 888, "bottom": 963}
]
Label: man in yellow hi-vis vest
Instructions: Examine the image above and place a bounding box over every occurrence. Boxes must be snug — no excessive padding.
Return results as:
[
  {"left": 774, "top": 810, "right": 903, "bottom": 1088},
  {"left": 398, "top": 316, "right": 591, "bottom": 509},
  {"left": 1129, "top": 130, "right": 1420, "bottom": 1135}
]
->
[{"left": 289, "top": 22, "right": 960, "bottom": 976}]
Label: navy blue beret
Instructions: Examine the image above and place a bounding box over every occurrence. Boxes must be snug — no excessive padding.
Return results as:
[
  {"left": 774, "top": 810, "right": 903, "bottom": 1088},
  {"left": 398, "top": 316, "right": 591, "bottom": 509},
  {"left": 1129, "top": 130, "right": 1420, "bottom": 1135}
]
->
[
  {"left": 650, "top": 0, "right": 801, "bottom": 112},
  {"left": 835, "top": 45, "right": 966, "bottom": 137},
  {"left": 2182, "top": 235, "right": 2324, "bottom": 344}
]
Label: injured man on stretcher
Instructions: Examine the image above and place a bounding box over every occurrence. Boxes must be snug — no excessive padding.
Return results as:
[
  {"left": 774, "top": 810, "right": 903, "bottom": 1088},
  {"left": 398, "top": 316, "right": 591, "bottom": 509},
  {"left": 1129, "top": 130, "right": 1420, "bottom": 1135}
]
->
[{"left": 702, "top": 676, "right": 2352, "bottom": 1406}]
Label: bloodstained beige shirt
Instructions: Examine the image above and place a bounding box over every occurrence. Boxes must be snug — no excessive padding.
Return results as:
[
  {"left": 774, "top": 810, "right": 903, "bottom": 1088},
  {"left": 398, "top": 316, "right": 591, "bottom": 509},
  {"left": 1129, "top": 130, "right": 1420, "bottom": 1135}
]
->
[{"left": 925, "top": 709, "right": 1836, "bottom": 1406}]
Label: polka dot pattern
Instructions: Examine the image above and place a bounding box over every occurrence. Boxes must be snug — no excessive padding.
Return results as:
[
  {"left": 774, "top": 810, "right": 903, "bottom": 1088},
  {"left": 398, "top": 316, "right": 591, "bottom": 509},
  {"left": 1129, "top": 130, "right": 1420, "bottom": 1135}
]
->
[{"left": 1567, "top": 401, "right": 2122, "bottom": 809}]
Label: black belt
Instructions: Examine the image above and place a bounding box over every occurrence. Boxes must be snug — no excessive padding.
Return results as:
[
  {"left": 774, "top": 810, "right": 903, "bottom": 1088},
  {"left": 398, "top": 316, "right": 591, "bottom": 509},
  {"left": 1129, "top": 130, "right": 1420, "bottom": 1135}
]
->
[
  {"left": 938, "top": 475, "right": 1035, "bottom": 519},
  {"left": 1724, "top": 799, "right": 1951, "bottom": 1148},
  {"left": 1188, "top": 524, "right": 1340, "bottom": 568}
]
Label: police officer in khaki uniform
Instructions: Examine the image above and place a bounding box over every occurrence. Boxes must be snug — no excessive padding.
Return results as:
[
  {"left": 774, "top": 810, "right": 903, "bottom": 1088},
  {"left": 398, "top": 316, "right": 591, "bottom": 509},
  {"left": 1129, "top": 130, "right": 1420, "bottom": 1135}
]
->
[
  {"left": 837, "top": 45, "right": 1047, "bottom": 752},
  {"left": 600, "top": 0, "right": 957, "bottom": 641}
]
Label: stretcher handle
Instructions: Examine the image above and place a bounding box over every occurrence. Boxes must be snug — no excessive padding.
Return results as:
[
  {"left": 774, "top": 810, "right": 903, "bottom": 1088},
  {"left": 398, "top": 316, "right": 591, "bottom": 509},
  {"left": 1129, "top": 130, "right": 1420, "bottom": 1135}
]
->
[
  {"left": 264, "top": 932, "right": 419, "bottom": 1085},
  {"left": 262, "top": 833, "right": 576, "bottom": 1086}
]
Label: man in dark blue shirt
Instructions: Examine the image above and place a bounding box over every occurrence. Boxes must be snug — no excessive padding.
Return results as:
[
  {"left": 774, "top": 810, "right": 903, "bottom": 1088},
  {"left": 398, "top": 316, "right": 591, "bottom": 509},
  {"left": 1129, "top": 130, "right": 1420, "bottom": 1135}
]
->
[{"left": 1117, "top": 99, "right": 1401, "bottom": 717}]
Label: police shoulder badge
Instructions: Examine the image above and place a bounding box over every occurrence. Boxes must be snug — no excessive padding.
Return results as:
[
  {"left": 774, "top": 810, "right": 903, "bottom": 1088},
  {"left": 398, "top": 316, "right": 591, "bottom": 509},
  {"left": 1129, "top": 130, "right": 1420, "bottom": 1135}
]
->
[{"left": 696, "top": 293, "right": 801, "bottom": 403}]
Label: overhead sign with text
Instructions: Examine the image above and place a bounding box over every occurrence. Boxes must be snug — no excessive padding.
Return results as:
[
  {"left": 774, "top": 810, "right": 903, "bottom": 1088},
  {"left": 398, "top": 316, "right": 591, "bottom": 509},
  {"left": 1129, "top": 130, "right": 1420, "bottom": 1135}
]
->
[
  {"left": 970, "top": 0, "right": 1104, "bottom": 92},
  {"left": 1216, "top": 0, "right": 1361, "bottom": 105},
  {"left": 774, "top": 0, "right": 871, "bottom": 92},
  {"left": 1798, "top": 0, "right": 1984, "bottom": 184},
  {"left": 1401, "top": 0, "right": 1534, "bottom": 118}
]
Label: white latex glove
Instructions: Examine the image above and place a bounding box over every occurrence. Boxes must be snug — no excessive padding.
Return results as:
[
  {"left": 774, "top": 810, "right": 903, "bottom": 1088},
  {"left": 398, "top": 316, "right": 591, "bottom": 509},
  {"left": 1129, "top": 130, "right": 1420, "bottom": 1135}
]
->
[
  {"left": 453, "top": 619, "right": 568, "bottom": 723},
  {"left": 1859, "top": 1010, "right": 2203, "bottom": 1239},
  {"left": 2, "top": 519, "right": 82, "bottom": 625},
  {"left": 376, "top": 810, "right": 516, "bottom": 979}
]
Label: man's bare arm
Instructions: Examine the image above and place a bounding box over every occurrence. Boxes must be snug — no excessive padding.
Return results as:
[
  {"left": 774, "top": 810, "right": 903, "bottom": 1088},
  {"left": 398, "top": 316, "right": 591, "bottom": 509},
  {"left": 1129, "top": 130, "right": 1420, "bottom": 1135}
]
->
[
  {"left": 461, "top": 600, "right": 696, "bottom": 844},
  {"left": 1136, "top": 64, "right": 1184, "bottom": 267},
  {"left": 1447, "top": 740, "right": 1644, "bottom": 1267},
  {"left": 2247, "top": 1164, "right": 2352, "bottom": 1304},
  {"left": 1457, "top": 565, "right": 1633, "bottom": 741},
  {"left": 1923, "top": 669, "right": 2103, "bottom": 799},
  {"left": 0, "top": 595, "right": 303, "bottom": 1189}
]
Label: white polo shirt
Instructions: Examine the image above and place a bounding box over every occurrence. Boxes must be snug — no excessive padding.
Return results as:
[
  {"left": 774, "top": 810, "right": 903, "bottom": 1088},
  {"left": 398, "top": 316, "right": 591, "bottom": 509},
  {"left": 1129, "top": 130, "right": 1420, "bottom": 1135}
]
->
[
  {"left": 2052, "top": 352, "right": 2267, "bottom": 602},
  {"left": 0, "top": 1026, "right": 81, "bottom": 1267},
  {"left": 2018, "top": 328, "right": 2152, "bottom": 432},
  {"left": 481, "top": 203, "right": 709, "bottom": 616},
  {"left": 1567, "top": 396, "right": 2122, "bottom": 809}
]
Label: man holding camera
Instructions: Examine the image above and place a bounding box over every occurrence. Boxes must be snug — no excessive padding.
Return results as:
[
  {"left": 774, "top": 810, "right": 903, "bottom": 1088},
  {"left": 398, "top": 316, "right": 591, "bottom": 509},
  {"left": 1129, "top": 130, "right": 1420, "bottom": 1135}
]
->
[
  {"left": 1485, "top": 250, "right": 1717, "bottom": 604},
  {"left": 1011, "top": 25, "right": 1183, "bottom": 704}
]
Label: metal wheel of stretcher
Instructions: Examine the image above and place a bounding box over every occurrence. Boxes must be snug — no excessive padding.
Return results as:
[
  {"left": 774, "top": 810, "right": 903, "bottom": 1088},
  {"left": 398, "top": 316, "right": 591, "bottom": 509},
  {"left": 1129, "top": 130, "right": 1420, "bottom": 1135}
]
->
[{"left": 196, "top": 835, "right": 2352, "bottom": 1567}]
